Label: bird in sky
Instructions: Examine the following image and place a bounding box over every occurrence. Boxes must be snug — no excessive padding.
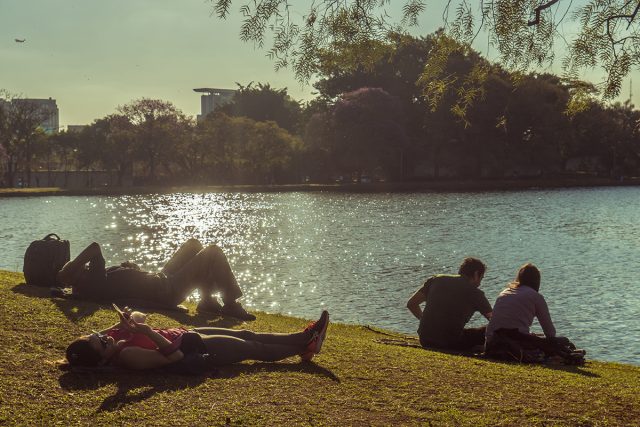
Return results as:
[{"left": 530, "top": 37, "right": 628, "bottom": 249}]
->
[{"left": 15, "top": 38, "right": 26, "bottom": 43}]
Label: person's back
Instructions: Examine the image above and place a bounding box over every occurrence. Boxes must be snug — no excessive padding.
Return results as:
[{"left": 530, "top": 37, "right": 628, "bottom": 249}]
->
[
  {"left": 407, "top": 257, "right": 493, "bottom": 351},
  {"left": 486, "top": 264, "right": 556, "bottom": 341},
  {"left": 418, "top": 274, "right": 491, "bottom": 348}
]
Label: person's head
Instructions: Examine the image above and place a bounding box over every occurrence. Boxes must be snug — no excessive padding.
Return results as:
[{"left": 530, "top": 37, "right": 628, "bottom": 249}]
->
[
  {"left": 65, "top": 332, "right": 116, "bottom": 367},
  {"left": 458, "top": 257, "right": 486, "bottom": 287},
  {"left": 511, "top": 263, "right": 541, "bottom": 292}
]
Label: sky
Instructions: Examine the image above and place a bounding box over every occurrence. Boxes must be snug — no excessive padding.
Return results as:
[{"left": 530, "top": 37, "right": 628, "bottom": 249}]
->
[{"left": 1, "top": 0, "right": 638, "bottom": 128}]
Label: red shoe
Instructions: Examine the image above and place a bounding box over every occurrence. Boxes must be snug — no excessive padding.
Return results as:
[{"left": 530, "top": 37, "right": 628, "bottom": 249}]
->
[{"left": 300, "top": 310, "right": 329, "bottom": 361}]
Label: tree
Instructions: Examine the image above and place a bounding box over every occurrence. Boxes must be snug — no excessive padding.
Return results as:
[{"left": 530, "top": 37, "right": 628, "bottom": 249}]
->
[
  {"left": 188, "top": 112, "right": 301, "bottom": 184},
  {"left": 328, "top": 87, "right": 406, "bottom": 180},
  {"left": 46, "top": 130, "right": 81, "bottom": 187},
  {"left": 219, "top": 82, "right": 302, "bottom": 133},
  {"left": 211, "top": 0, "right": 640, "bottom": 98},
  {"left": 79, "top": 115, "right": 136, "bottom": 186},
  {"left": 118, "top": 98, "right": 184, "bottom": 182},
  {"left": 0, "top": 91, "right": 52, "bottom": 187}
]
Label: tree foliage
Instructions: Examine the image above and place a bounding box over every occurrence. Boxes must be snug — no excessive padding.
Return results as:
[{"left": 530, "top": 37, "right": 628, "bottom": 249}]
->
[
  {"left": 117, "top": 98, "right": 187, "bottom": 182},
  {"left": 0, "top": 91, "right": 52, "bottom": 186},
  {"left": 210, "top": 0, "right": 640, "bottom": 98},
  {"left": 219, "top": 82, "right": 302, "bottom": 133}
]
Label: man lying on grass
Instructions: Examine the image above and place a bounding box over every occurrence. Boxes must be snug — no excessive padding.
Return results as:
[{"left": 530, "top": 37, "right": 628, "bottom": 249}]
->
[
  {"left": 57, "top": 238, "right": 255, "bottom": 320},
  {"left": 65, "top": 305, "right": 330, "bottom": 370}
]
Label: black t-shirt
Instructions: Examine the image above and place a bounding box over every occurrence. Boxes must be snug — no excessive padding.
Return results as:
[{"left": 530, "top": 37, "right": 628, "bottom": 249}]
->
[
  {"left": 73, "top": 255, "right": 170, "bottom": 303},
  {"left": 418, "top": 274, "right": 492, "bottom": 347}
]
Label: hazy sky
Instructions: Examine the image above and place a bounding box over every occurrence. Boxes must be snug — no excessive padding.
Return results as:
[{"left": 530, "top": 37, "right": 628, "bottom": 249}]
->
[{"left": 1, "top": 0, "right": 637, "bottom": 127}]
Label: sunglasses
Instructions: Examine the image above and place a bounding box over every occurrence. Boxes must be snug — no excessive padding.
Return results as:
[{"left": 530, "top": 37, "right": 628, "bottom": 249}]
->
[{"left": 92, "top": 331, "right": 109, "bottom": 349}]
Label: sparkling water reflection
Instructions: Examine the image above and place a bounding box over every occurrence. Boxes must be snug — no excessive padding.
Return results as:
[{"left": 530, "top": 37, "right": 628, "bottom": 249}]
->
[{"left": 1, "top": 188, "right": 639, "bottom": 364}]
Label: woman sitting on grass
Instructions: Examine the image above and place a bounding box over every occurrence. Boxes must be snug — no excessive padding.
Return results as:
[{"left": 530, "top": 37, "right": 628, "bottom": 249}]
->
[
  {"left": 65, "top": 306, "right": 329, "bottom": 370},
  {"left": 485, "top": 263, "right": 584, "bottom": 364}
]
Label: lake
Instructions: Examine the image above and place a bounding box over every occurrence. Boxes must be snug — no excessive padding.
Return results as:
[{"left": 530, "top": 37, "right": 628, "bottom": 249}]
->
[{"left": 1, "top": 188, "right": 639, "bottom": 364}]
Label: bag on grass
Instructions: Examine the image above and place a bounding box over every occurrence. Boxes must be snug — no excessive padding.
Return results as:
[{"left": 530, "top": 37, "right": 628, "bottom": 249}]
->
[{"left": 23, "top": 233, "right": 70, "bottom": 287}]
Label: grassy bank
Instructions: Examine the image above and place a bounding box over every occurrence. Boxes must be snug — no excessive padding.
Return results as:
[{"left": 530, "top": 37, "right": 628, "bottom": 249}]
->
[
  {"left": 1, "top": 176, "right": 640, "bottom": 198},
  {"left": 0, "top": 270, "right": 638, "bottom": 426}
]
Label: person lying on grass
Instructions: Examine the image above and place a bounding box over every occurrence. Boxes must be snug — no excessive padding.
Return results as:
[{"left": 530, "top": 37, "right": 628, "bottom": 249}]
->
[
  {"left": 65, "top": 305, "right": 330, "bottom": 370},
  {"left": 57, "top": 238, "right": 255, "bottom": 320}
]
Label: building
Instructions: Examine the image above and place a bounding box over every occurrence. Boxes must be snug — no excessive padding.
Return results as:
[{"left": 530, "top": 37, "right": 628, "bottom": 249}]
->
[
  {"left": 193, "top": 88, "right": 236, "bottom": 121},
  {"left": 8, "top": 97, "right": 60, "bottom": 134}
]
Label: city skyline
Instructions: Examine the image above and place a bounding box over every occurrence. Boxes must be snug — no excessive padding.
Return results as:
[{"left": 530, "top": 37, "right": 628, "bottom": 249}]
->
[{"left": 2, "top": 0, "right": 638, "bottom": 128}]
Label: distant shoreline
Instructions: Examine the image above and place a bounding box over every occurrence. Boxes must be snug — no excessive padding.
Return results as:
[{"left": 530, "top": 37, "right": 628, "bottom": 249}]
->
[{"left": 1, "top": 176, "right": 639, "bottom": 197}]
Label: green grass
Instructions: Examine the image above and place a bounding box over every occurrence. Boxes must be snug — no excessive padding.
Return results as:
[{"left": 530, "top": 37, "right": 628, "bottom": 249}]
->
[{"left": 0, "top": 269, "right": 638, "bottom": 426}]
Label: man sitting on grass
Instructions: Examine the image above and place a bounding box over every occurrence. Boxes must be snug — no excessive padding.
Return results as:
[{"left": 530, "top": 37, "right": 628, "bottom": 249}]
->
[
  {"left": 406, "top": 257, "right": 492, "bottom": 352},
  {"left": 57, "top": 238, "right": 255, "bottom": 320}
]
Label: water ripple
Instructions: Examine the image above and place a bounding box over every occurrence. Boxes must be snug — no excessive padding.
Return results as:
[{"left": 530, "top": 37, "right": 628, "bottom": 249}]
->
[{"left": 1, "top": 187, "right": 639, "bottom": 364}]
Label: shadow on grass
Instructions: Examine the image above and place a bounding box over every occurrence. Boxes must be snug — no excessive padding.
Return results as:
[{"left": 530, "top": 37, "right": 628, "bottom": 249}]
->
[
  {"left": 58, "top": 360, "right": 338, "bottom": 412},
  {"left": 219, "top": 360, "right": 341, "bottom": 383},
  {"left": 11, "top": 282, "right": 243, "bottom": 328},
  {"left": 375, "top": 337, "right": 600, "bottom": 378},
  {"left": 58, "top": 370, "right": 208, "bottom": 412}
]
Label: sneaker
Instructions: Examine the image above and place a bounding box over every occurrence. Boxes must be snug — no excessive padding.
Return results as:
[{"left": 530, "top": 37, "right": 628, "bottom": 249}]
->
[
  {"left": 300, "top": 348, "right": 315, "bottom": 362},
  {"left": 196, "top": 298, "right": 223, "bottom": 315},
  {"left": 306, "top": 310, "right": 329, "bottom": 354},
  {"left": 220, "top": 301, "right": 256, "bottom": 321}
]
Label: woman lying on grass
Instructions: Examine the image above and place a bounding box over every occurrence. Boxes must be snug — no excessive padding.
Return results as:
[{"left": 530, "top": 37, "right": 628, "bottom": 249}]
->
[{"left": 65, "top": 305, "right": 329, "bottom": 370}]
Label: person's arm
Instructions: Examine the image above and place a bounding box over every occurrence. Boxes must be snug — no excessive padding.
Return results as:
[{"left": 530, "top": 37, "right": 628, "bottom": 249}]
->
[
  {"left": 57, "top": 242, "right": 103, "bottom": 285},
  {"left": 407, "top": 288, "right": 427, "bottom": 320},
  {"left": 535, "top": 294, "right": 556, "bottom": 338},
  {"left": 476, "top": 291, "right": 493, "bottom": 321},
  {"left": 117, "top": 346, "right": 183, "bottom": 370},
  {"left": 98, "top": 307, "right": 147, "bottom": 334},
  {"left": 115, "top": 313, "right": 184, "bottom": 369}
]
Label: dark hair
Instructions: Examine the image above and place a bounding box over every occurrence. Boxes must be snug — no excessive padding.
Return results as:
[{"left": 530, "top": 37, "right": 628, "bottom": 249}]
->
[
  {"left": 511, "top": 263, "right": 541, "bottom": 292},
  {"left": 458, "top": 257, "right": 486, "bottom": 278},
  {"left": 66, "top": 338, "right": 101, "bottom": 367}
]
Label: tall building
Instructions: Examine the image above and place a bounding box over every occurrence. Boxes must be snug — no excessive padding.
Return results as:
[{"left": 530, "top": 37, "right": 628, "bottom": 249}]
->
[
  {"left": 9, "top": 97, "right": 60, "bottom": 134},
  {"left": 193, "top": 88, "right": 236, "bottom": 121}
]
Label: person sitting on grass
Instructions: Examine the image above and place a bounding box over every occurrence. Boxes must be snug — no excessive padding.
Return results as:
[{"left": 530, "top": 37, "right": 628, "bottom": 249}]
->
[
  {"left": 484, "top": 263, "right": 585, "bottom": 364},
  {"left": 65, "top": 306, "right": 330, "bottom": 370},
  {"left": 57, "top": 238, "right": 255, "bottom": 320},
  {"left": 406, "top": 257, "right": 493, "bottom": 352}
]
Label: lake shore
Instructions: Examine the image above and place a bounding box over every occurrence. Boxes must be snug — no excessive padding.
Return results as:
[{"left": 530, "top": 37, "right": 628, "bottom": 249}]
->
[
  {"left": 1, "top": 176, "right": 639, "bottom": 197},
  {"left": 1, "top": 269, "right": 638, "bottom": 426}
]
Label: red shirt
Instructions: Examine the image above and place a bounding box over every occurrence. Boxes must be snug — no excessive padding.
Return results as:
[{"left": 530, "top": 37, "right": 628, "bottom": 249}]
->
[{"left": 106, "top": 327, "right": 188, "bottom": 354}]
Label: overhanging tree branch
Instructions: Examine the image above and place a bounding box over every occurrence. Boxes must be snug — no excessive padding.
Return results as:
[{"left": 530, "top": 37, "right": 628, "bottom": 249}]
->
[{"left": 528, "top": 0, "right": 561, "bottom": 26}]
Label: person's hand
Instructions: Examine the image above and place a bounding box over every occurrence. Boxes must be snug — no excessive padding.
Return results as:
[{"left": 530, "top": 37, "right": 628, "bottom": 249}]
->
[
  {"left": 120, "top": 317, "right": 153, "bottom": 336},
  {"left": 114, "top": 305, "right": 133, "bottom": 327}
]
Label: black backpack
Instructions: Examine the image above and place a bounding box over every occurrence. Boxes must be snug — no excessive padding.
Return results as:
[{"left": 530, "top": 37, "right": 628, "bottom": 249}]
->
[{"left": 23, "top": 234, "right": 70, "bottom": 287}]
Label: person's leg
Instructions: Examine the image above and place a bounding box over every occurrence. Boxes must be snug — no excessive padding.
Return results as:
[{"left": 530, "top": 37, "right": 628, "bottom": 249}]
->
[
  {"left": 199, "top": 335, "right": 304, "bottom": 365},
  {"left": 161, "top": 239, "right": 203, "bottom": 276},
  {"left": 165, "top": 244, "right": 253, "bottom": 319},
  {"left": 453, "top": 326, "right": 487, "bottom": 351},
  {"left": 193, "top": 327, "right": 310, "bottom": 346}
]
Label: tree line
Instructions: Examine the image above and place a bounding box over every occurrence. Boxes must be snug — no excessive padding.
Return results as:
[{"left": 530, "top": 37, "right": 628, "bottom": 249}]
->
[{"left": 1, "top": 32, "right": 639, "bottom": 187}]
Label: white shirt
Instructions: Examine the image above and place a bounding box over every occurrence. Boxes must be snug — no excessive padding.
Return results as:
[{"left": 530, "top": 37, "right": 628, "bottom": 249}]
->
[{"left": 486, "top": 285, "right": 556, "bottom": 338}]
